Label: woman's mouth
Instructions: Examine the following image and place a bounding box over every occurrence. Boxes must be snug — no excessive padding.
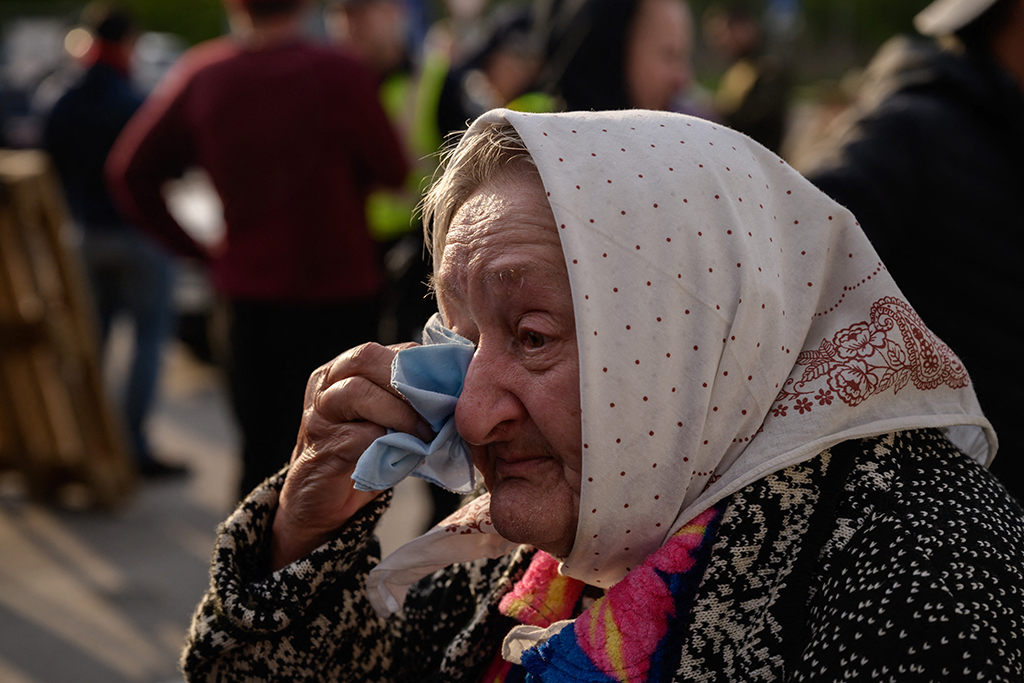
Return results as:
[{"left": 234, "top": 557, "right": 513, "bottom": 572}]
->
[{"left": 494, "top": 455, "right": 553, "bottom": 479}]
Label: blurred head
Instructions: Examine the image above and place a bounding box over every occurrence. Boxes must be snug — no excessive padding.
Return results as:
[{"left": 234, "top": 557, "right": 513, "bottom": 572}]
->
[
  {"left": 83, "top": 3, "right": 138, "bottom": 45},
  {"left": 224, "top": 0, "right": 310, "bottom": 44},
  {"left": 916, "top": 0, "right": 1024, "bottom": 91},
  {"left": 224, "top": 0, "right": 307, "bottom": 20},
  {"left": 464, "top": 7, "right": 543, "bottom": 104},
  {"left": 424, "top": 125, "right": 582, "bottom": 558},
  {"left": 538, "top": 0, "right": 693, "bottom": 111},
  {"left": 952, "top": 0, "right": 1021, "bottom": 54},
  {"left": 703, "top": 3, "right": 762, "bottom": 61},
  {"left": 625, "top": 0, "right": 694, "bottom": 110},
  {"left": 326, "top": 0, "right": 408, "bottom": 76},
  {"left": 79, "top": 3, "right": 138, "bottom": 70}
]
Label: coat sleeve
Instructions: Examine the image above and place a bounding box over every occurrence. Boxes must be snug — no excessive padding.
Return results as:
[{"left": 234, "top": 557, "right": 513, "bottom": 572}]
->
[
  {"left": 181, "top": 468, "right": 527, "bottom": 682},
  {"left": 329, "top": 56, "right": 411, "bottom": 193},
  {"left": 105, "top": 59, "right": 209, "bottom": 262},
  {"left": 181, "top": 471, "right": 408, "bottom": 682}
]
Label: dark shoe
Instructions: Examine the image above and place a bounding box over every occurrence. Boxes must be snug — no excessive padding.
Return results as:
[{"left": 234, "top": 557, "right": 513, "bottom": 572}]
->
[{"left": 139, "top": 459, "right": 190, "bottom": 479}]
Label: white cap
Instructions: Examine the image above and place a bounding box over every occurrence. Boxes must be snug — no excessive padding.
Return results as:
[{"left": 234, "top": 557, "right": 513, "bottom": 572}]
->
[{"left": 914, "top": 0, "right": 1000, "bottom": 36}]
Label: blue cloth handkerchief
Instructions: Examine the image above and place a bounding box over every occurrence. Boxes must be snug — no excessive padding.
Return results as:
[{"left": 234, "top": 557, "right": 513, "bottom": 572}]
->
[{"left": 352, "top": 314, "right": 477, "bottom": 493}]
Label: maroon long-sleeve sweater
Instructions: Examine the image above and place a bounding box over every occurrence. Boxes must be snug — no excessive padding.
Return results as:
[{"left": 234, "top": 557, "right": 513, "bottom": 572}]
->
[{"left": 107, "top": 37, "right": 409, "bottom": 303}]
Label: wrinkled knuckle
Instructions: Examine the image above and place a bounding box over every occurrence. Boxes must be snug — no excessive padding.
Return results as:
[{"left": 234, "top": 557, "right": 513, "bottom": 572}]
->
[
  {"left": 350, "top": 375, "right": 380, "bottom": 407},
  {"left": 312, "top": 357, "right": 335, "bottom": 382},
  {"left": 293, "top": 443, "right": 319, "bottom": 468},
  {"left": 330, "top": 423, "right": 363, "bottom": 447},
  {"left": 303, "top": 403, "right": 325, "bottom": 428},
  {"left": 347, "top": 341, "right": 388, "bottom": 370},
  {"left": 309, "top": 387, "right": 328, "bottom": 418},
  {"left": 305, "top": 366, "right": 328, "bottom": 400},
  {"left": 314, "top": 375, "right": 355, "bottom": 414}
]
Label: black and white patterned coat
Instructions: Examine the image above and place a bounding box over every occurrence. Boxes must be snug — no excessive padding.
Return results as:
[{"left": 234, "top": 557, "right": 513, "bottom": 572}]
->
[{"left": 182, "top": 429, "right": 1024, "bottom": 681}]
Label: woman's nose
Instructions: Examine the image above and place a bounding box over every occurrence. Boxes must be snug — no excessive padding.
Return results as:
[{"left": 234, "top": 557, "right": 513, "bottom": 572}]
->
[{"left": 454, "top": 348, "right": 524, "bottom": 445}]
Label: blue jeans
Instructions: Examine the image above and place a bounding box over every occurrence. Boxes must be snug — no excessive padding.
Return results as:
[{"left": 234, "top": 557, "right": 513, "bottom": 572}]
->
[{"left": 81, "top": 227, "right": 175, "bottom": 464}]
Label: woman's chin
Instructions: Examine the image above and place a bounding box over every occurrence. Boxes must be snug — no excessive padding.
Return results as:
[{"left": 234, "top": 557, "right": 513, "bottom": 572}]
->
[{"left": 489, "top": 478, "right": 577, "bottom": 556}]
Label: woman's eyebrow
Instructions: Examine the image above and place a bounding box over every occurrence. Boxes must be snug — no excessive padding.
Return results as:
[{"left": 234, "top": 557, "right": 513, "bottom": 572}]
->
[
  {"left": 481, "top": 266, "right": 532, "bottom": 285},
  {"left": 436, "top": 262, "right": 562, "bottom": 301},
  {"left": 430, "top": 273, "right": 454, "bottom": 296}
]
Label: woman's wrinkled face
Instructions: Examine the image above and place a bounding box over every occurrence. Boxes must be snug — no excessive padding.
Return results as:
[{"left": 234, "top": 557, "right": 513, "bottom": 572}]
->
[{"left": 435, "top": 171, "right": 582, "bottom": 558}]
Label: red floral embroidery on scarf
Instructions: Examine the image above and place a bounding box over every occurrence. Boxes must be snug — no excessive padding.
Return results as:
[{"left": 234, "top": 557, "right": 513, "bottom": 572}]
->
[
  {"left": 701, "top": 472, "right": 722, "bottom": 493},
  {"left": 443, "top": 501, "right": 494, "bottom": 535},
  {"left": 773, "top": 296, "right": 969, "bottom": 414}
]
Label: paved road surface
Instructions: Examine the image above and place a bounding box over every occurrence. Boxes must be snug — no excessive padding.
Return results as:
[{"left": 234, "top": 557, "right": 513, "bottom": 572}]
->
[{"left": 0, "top": 336, "right": 430, "bottom": 683}]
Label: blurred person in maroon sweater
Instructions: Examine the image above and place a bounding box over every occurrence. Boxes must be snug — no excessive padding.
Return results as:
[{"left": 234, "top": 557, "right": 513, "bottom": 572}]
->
[{"left": 106, "top": 0, "right": 409, "bottom": 500}]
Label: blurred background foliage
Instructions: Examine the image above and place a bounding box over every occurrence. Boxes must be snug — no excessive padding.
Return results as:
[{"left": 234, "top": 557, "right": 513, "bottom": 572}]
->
[
  {"left": 4, "top": 0, "right": 929, "bottom": 53},
  {"left": 0, "top": 0, "right": 226, "bottom": 46},
  {"left": 798, "top": 0, "right": 923, "bottom": 46},
  {"left": 0, "top": 0, "right": 933, "bottom": 152}
]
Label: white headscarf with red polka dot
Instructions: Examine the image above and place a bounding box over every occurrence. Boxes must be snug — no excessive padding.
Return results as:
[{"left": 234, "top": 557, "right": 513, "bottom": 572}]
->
[{"left": 366, "top": 108, "right": 994, "bottom": 614}]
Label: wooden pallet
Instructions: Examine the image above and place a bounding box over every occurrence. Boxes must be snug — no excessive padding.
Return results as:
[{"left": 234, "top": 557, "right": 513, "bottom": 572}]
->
[{"left": 0, "top": 149, "right": 135, "bottom": 508}]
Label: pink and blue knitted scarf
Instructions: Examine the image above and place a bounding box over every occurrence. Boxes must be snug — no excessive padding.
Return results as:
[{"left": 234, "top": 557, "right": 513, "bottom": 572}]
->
[{"left": 483, "top": 501, "right": 725, "bottom": 683}]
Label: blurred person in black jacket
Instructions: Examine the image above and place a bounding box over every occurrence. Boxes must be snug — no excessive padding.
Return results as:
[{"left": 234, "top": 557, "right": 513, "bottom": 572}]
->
[
  {"left": 435, "top": 6, "right": 548, "bottom": 139},
  {"left": 44, "top": 4, "right": 184, "bottom": 478},
  {"left": 703, "top": 1, "right": 792, "bottom": 153},
  {"left": 535, "top": 0, "right": 696, "bottom": 113},
  {"left": 805, "top": 0, "right": 1024, "bottom": 501}
]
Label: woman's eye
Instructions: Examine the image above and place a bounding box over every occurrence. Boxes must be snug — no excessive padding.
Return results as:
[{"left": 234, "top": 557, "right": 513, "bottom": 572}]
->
[{"left": 524, "top": 331, "right": 547, "bottom": 348}]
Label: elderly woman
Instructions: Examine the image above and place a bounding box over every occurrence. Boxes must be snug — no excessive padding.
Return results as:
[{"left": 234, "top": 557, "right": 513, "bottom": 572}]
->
[{"left": 182, "top": 110, "right": 1023, "bottom": 682}]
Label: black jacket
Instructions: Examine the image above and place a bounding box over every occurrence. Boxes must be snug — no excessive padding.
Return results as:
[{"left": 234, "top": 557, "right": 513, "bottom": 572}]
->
[
  {"left": 806, "top": 37, "right": 1024, "bottom": 499},
  {"left": 44, "top": 62, "right": 143, "bottom": 231}
]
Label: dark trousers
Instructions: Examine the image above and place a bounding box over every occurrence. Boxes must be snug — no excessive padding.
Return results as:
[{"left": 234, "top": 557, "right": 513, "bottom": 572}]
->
[{"left": 227, "top": 297, "right": 381, "bottom": 500}]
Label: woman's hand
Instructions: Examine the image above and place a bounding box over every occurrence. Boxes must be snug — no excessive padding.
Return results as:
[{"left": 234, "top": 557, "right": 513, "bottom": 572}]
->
[{"left": 269, "top": 342, "right": 433, "bottom": 571}]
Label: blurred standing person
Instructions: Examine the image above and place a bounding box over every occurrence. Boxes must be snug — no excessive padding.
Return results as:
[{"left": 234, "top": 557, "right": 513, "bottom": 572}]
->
[
  {"left": 805, "top": 0, "right": 1024, "bottom": 501},
  {"left": 44, "top": 4, "right": 184, "bottom": 478},
  {"left": 107, "top": 0, "right": 409, "bottom": 500},
  {"left": 329, "top": 0, "right": 461, "bottom": 529},
  {"left": 325, "top": 0, "right": 440, "bottom": 347},
  {"left": 703, "top": 1, "right": 792, "bottom": 153},
  {"left": 427, "top": 0, "right": 491, "bottom": 67},
  {"left": 325, "top": 0, "right": 410, "bottom": 82},
  {"left": 435, "top": 6, "right": 549, "bottom": 138},
  {"left": 325, "top": 0, "right": 423, "bottom": 252},
  {"left": 536, "top": 0, "right": 696, "bottom": 114}
]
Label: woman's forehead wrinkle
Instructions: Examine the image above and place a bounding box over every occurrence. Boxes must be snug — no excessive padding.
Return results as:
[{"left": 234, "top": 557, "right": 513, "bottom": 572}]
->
[
  {"left": 483, "top": 267, "right": 524, "bottom": 283},
  {"left": 481, "top": 266, "right": 537, "bottom": 290},
  {"left": 435, "top": 253, "right": 465, "bottom": 304}
]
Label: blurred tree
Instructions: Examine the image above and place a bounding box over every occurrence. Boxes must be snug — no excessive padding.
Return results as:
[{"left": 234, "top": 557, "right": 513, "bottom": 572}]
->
[
  {"left": 801, "top": 0, "right": 922, "bottom": 46},
  {"left": 4, "top": 0, "right": 226, "bottom": 45},
  {"left": 120, "top": 0, "right": 226, "bottom": 45},
  {"left": 9, "top": 0, "right": 935, "bottom": 54},
  {"left": 689, "top": 0, "right": 931, "bottom": 81},
  {"left": 689, "top": 0, "right": 926, "bottom": 46}
]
